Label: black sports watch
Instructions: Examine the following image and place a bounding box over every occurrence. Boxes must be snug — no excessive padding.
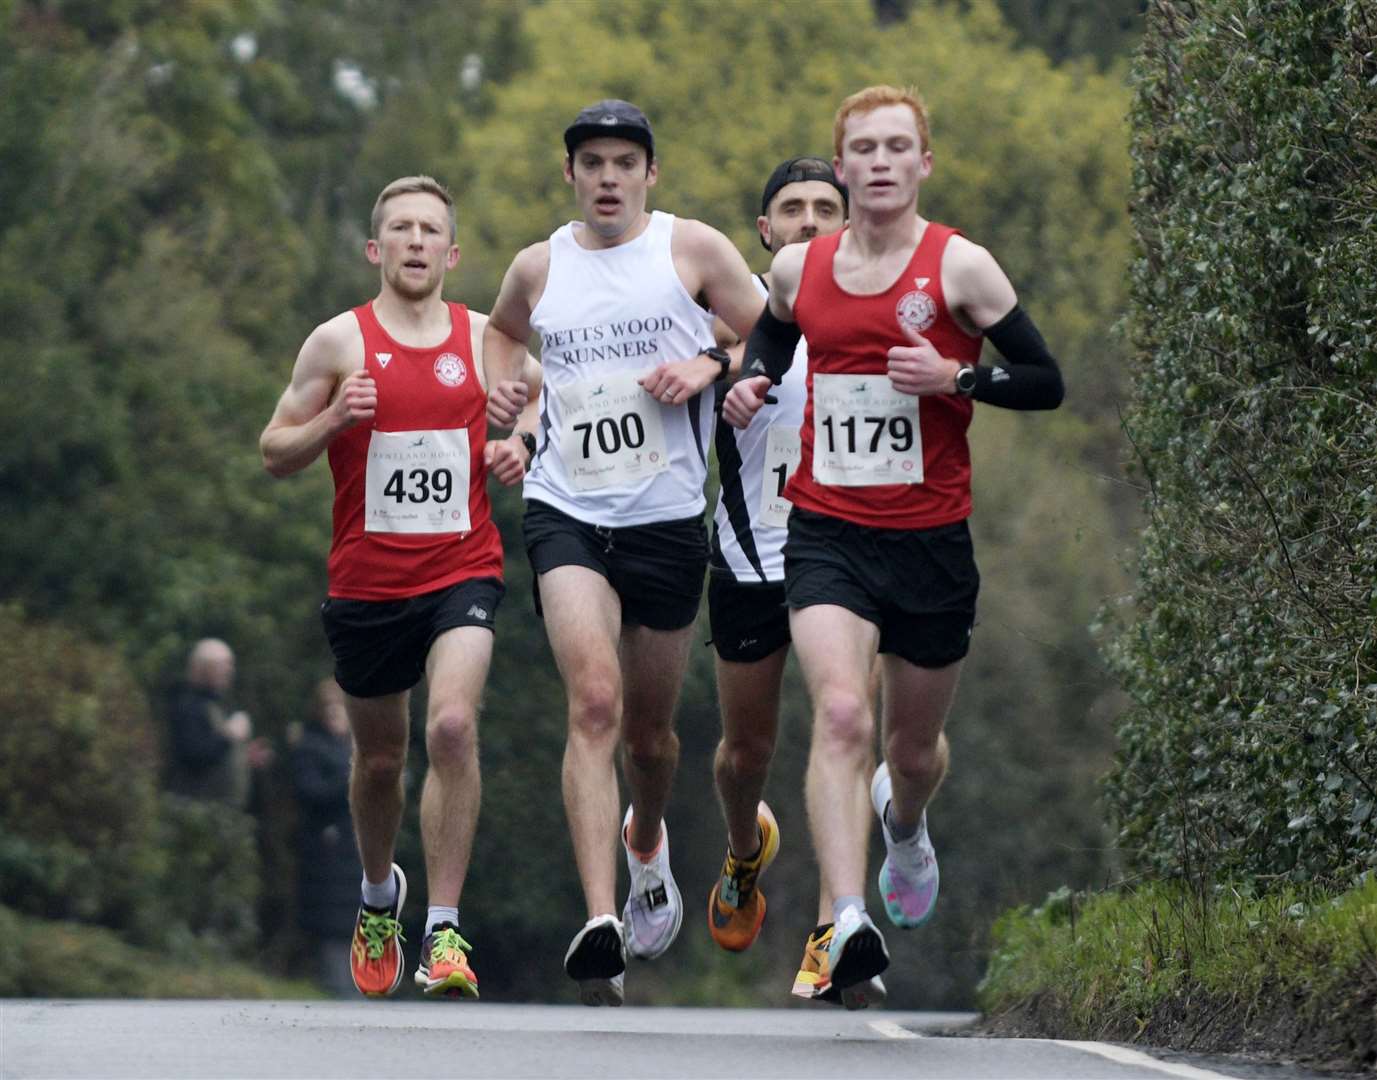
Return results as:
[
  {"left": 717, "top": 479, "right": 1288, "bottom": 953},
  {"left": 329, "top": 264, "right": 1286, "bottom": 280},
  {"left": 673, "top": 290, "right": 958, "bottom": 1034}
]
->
[
  {"left": 954, "top": 363, "right": 978, "bottom": 396},
  {"left": 701, "top": 346, "right": 732, "bottom": 382},
  {"left": 518, "top": 431, "right": 537, "bottom": 458}
]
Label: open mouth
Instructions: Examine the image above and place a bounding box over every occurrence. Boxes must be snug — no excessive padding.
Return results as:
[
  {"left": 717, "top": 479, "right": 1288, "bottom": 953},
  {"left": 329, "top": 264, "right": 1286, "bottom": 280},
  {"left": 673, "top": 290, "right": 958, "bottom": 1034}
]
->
[
  {"left": 403, "top": 259, "right": 428, "bottom": 270},
  {"left": 594, "top": 197, "right": 621, "bottom": 213}
]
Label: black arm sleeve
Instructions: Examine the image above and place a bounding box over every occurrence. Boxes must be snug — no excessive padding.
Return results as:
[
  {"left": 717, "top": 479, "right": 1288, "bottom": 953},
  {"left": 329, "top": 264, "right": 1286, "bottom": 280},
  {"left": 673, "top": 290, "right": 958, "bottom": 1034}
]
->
[
  {"left": 742, "top": 305, "right": 804, "bottom": 385},
  {"left": 972, "top": 305, "right": 1065, "bottom": 410}
]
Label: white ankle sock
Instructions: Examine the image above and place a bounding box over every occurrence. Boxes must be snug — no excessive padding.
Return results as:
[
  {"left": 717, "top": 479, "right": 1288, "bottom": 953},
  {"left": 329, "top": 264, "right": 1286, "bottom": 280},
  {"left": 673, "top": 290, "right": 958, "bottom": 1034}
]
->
[
  {"left": 427, "top": 906, "right": 459, "bottom": 935},
  {"left": 361, "top": 872, "right": 397, "bottom": 910}
]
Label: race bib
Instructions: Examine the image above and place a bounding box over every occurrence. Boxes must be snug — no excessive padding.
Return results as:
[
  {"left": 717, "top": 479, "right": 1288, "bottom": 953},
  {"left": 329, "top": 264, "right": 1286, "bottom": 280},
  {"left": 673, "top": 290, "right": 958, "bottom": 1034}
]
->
[
  {"left": 364, "top": 428, "right": 471, "bottom": 533},
  {"left": 759, "top": 425, "right": 801, "bottom": 529},
  {"left": 811, "top": 374, "right": 923, "bottom": 486},
  {"left": 557, "top": 371, "right": 670, "bottom": 491}
]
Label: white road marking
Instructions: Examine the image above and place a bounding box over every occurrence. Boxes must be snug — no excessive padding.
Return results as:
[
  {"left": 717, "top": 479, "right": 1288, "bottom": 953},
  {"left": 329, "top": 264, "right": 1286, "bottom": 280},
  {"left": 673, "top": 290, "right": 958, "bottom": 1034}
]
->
[
  {"left": 1052, "top": 1040, "right": 1240, "bottom": 1079},
  {"left": 867, "top": 1019, "right": 921, "bottom": 1039}
]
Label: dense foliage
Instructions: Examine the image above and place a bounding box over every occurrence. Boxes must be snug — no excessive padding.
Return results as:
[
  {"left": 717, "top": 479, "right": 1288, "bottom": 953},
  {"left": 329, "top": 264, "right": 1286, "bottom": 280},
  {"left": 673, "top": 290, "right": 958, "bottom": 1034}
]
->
[
  {"left": 0, "top": 608, "right": 261, "bottom": 954},
  {"left": 0, "top": 0, "right": 1136, "bottom": 1005},
  {"left": 1104, "top": 0, "right": 1377, "bottom": 884}
]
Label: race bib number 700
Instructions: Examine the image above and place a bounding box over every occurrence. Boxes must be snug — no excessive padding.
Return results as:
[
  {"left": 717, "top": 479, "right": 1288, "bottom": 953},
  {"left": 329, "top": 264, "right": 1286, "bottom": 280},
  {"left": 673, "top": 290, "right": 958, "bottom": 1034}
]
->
[
  {"left": 557, "top": 370, "right": 670, "bottom": 491},
  {"left": 811, "top": 374, "right": 923, "bottom": 487}
]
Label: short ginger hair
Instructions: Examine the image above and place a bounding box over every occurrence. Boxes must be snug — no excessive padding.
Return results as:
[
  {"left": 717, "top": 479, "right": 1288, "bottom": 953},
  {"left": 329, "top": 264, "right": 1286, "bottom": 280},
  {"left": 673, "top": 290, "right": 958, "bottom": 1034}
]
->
[{"left": 833, "top": 85, "right": 931, "bottom": 158}]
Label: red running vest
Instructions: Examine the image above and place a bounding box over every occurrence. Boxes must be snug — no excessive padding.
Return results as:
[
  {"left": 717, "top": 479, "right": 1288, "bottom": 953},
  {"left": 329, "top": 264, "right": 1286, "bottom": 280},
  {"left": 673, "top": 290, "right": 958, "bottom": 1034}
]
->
[
  {"left": 785, "top": 223, "right": 981, "bottom": 530},
  {"left": 326, "top": 301, "right": 503, "bottom": 600}
]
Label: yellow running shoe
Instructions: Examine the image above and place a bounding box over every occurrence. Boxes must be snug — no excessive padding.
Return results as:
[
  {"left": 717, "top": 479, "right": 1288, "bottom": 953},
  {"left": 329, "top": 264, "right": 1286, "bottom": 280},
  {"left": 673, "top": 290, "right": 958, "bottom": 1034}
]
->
[
  {"left": 707, "top": 801, "right": 780, "bottom": 952},
  {"left": 349, "top": 863, "right": 407, "bottom": 997},
  {"left": 790, "top": 923, "right": 833, "bottom": 998},
  {"left": 415, "top": 924, "right": 479, "bottom": 999},
  {"left": 791, "top": 922, "right": 888, "bottom": 1010}
]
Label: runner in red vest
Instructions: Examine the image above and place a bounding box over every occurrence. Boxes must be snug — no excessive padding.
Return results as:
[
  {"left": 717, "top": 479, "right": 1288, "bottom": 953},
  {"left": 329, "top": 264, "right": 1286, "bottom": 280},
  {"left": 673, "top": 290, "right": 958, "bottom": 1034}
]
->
[
  {"left": 723, "top": 86, "right": 1064, "bottom": 998},
  {"left": 260, "top": 176, "right": 540, "bottom": 1002}
]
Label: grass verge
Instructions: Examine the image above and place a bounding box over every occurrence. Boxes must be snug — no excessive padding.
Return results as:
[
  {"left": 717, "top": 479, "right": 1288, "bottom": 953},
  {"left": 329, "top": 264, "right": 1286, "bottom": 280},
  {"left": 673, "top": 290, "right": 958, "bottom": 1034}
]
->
[
  {"left": 0, "top": 903, "right": 323, "bottom": 998},
  {"left": 977, "top": 875, "right": 1377, "bottom": 1073}
]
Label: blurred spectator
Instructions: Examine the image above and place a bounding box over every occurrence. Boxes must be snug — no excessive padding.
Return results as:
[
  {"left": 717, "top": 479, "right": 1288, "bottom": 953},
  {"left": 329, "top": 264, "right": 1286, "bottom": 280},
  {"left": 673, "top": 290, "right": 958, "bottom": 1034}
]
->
[
  {"left": 166, "top": 638, "right": 273, "bottom": 807},
  {"left": 291, "top": 678, "right": 362, "bottom": 995}
]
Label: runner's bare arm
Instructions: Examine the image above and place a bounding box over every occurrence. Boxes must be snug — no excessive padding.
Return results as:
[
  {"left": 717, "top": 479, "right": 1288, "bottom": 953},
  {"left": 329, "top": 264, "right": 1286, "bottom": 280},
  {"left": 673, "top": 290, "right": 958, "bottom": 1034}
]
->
[
  {"left": 473, "top": 307, "right": 543, "bottom": 486},
  {"left": 483, "top": 244, "right": 549, "bottom": 428},
  {"left": 469, "top": 310, "right": 543, "bottom": 400},
  {"left": 260, "top": 315, "right": 371, "bottom": 477},
  {"left": 943, "top": 236, "right": 1018, "bottom": 332},
  {"left": 640, "top": 221, "right": 764, "bottom": 403}
]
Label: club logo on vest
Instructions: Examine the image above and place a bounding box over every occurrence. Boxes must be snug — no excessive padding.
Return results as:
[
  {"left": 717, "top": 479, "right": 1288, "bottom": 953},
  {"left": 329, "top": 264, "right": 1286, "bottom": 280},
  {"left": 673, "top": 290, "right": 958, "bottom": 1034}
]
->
[
  {"left": 434, "top": 353, "right": 466, "bottom": 387},
  {"left": 375, "top": 352, "right": 392, "bottom": 369},
  {"left": 896, "top": 277, "right": 937, "bottom": 334}
]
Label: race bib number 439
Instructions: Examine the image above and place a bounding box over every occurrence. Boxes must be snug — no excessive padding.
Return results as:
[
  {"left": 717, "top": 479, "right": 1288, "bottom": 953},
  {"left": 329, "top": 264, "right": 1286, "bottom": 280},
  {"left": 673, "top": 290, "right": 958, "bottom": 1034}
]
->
[
  {"left": 557, "top": 371, "right": 670, "bottom": 491},
  {"left": 365, "top": 428, "right": 471, "bottom": 533},
  {"left": 811, "top": 374, "right": 923, "bottom": 487}
]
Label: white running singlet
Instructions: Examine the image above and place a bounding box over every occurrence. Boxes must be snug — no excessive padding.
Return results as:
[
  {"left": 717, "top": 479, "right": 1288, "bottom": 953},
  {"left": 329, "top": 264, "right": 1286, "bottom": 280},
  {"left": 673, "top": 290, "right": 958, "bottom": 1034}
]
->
[
  {"left": 524, "top": 211, "right": 718, "bottom": 527},
  {"left": 711, "top": 275, "right": 809, "bottom": 583}
]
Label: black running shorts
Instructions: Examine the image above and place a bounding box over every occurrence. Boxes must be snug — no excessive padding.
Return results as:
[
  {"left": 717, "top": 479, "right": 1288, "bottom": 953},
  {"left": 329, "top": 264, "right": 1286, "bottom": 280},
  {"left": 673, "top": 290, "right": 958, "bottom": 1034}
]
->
[
  {"left": 523, "top": 500, "right": 708, "bottom": 631},
  {"left": 707, "top": 575, "right": 790, "bottom": 663},
  {"left": 783, "top": 509, "right": 978, "bottom": 669},
  {"left": 320, "top": 577, "right": 504, "bottom": 698}
]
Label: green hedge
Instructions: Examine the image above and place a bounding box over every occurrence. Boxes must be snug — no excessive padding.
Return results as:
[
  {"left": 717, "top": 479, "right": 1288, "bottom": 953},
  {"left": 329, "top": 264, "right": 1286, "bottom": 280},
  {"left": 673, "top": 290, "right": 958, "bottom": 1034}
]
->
[
  {"left": 0, "top": 904, "right": 316, "bottom": 998},
  {"left": 1104, "top": 0, "right": 1377, "bottom": 883}
]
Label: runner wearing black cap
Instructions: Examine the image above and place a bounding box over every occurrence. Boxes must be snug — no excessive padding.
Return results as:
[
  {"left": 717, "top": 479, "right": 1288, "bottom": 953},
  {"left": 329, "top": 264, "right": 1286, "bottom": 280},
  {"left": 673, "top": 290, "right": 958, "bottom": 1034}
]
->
[{"left": 482, "top": 99, "right": 763, "bottom": 1006}]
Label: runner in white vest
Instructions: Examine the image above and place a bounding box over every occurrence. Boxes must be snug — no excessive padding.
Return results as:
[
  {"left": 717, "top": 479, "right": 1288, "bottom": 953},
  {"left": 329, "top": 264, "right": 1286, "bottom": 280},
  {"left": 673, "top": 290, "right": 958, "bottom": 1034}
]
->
[{"left": 482, "top": 100, "right": 763, "bottom": 1006}]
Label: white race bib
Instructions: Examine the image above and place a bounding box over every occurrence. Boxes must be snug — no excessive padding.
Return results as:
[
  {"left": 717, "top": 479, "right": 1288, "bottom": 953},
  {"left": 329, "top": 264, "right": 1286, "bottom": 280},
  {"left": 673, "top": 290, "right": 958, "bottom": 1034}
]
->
[
  {"left": 364, "top": 428, "right": 471, "bottom": 533},
  {"left": 759, "top": 425, "right": 801, "bottom": 529},
  {"left": 557, "top": 371, "right": 670, "bottom": 491},
  {"left": 811, "top": 374, "right": 923, "bottom": 486}
]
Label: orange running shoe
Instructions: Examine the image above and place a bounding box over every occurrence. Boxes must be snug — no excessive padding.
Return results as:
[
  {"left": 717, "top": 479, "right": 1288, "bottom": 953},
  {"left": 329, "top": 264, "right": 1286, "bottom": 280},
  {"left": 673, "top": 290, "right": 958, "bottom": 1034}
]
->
[
  {"left": 350, "top": 863, "right": 407, "bottom": 997},
  {"left": 707, "top": 802, "right": 780, "bottom": 952},
  {"left": 414, "top": 924, "right": 479, "bottom": 999}
]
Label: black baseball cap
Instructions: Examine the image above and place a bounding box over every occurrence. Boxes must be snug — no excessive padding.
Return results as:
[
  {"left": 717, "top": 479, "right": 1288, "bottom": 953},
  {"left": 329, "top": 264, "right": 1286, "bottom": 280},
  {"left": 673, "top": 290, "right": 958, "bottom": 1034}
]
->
[
  {"left": 760, "top": 156, "right": 848, "bottom": 217},
  {"left": 563, "top": 99, "right": 655, "bottom": 160}
]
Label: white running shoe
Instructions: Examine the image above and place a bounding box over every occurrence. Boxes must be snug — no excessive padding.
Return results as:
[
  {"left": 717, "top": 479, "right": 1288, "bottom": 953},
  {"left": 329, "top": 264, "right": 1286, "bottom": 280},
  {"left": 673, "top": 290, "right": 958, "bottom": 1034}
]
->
[
  {"left": 621, "top": 806, "right": 684, "bottom": 960},
  {"left": 564, "top": 913, "right": 626, "bottom": 1007},
  {"left": 826, "top": 904, "right": 890, "bottom": 993},
  {"left": 870, "top": 762, "right": 940, "bottom": 929}
]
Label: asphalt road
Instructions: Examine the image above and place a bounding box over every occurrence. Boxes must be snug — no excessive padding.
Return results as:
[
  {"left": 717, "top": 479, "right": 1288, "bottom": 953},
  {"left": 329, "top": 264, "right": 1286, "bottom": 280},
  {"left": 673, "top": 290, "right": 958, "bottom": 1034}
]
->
[{"left": 0, "top": 1001, "right": 1332, "bottom": 1080}]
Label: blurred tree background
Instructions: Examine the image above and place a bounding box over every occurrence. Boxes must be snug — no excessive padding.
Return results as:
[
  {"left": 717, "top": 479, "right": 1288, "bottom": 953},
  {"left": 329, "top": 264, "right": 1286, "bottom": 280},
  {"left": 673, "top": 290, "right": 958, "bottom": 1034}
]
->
[{"left": 0, "top": 0, "right": 1142, "bottom": 1006}]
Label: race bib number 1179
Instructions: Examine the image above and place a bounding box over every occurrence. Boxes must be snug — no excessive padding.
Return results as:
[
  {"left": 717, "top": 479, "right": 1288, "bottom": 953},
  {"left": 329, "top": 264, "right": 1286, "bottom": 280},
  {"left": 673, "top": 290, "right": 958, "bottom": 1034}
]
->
[{"left": 811, "top": 374, "right": 923, "bottom": 487}]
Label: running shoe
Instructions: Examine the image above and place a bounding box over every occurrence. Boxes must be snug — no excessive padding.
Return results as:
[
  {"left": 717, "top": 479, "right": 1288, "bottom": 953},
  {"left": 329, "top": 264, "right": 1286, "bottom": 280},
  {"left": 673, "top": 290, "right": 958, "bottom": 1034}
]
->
[
  {"left": 349, "top": 863, "right": 407, "bottom": 997},
  {"left": 826, "top": 905, "right": 890, "bottom": 995},
  {"left": 792, "top": 923, "right": 887, "bottom": 1010},
  {"left": 414, "top": 923, "right": 478, "bottom": 998},
  {"left": 870, "top": 762, "right": 940, "bottom": 928},
  {"left": 708, "top": 801, "right": 780, "bottom": 952},
  {"left": 791, "top": 923, "right": 833, "bottom": 1000},
  {"left": 564, "top": 913, "right": 627, "bottom": 1006},
  {"left": 621, "top": 807, "right": 683, "bottom": 959}
]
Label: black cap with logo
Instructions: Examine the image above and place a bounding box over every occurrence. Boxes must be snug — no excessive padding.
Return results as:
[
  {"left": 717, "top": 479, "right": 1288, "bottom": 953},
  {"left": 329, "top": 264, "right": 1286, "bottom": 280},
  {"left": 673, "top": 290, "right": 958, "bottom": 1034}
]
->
[
  {"left": 563, "top": 99, "right": 655, "bottom": 160},
  {"left": 760, "top": 156, "right": 848, "bottom": 217}
]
